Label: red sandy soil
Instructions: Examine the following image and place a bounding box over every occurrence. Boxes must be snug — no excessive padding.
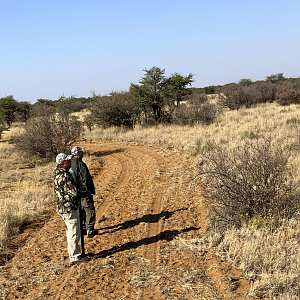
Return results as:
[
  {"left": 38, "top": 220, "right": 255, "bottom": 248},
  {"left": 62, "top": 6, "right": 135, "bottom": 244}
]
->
[{"left": 0, "top": 140, "right": 257, "bottom": 300}]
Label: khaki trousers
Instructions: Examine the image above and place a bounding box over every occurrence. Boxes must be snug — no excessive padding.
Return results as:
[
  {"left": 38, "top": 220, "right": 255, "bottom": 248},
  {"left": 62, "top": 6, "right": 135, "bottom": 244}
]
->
[{"left": 59, "top": 209, "right": 82, "bottom": 262}]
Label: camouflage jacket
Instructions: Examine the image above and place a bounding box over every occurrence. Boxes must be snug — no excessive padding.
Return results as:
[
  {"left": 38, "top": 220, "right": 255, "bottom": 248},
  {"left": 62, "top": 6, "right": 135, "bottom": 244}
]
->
[{"left": 53, "top": 166, "right": 80, "bottom": 214}]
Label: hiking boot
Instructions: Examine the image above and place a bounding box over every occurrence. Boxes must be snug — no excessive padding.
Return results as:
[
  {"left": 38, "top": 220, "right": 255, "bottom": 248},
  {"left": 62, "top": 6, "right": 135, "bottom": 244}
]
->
[
  {"left": 87, "top": 229, "right": 97, "bottom": 238},
  {"left": 70, "top": 257, "right": 89, "bottom": 266}
]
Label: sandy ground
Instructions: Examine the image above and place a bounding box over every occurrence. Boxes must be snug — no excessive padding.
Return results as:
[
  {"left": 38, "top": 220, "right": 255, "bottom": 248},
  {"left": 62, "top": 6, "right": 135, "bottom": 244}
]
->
[{"left": 0, "top": 140, "right": 256, "bottom": 300}]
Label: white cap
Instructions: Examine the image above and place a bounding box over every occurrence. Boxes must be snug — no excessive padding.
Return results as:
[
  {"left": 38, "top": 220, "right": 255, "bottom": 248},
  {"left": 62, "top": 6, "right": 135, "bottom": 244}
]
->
[
  {"left": 71, "top": 146, "right": 85, "bottom": 155},
  {"left": 56, "top": 153, "right": 72, "bottom": 165}
]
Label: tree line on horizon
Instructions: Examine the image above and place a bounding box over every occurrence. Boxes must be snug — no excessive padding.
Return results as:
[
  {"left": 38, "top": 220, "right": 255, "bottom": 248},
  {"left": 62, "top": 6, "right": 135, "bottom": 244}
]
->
[{"left": 1, "top": 68, "right": 300, "bottom": 135}]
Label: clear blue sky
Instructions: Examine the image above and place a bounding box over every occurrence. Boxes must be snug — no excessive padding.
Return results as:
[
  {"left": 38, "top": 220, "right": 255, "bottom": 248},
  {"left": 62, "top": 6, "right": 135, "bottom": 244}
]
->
[{"left": 1, "top": 0, "right": 299, "bottom": 103}]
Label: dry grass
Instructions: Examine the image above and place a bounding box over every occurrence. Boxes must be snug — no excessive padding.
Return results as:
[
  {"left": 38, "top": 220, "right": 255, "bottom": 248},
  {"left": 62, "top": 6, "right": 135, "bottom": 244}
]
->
[
  {"left": 1, "top": 122, "right": 25, "bottom": 141},
  {"left": 83, "top": 103, "right": 300, "bottom": 155},
  {"left": 0, "top": 136, "right": 54, "bottom": 250},
  {"left": 82, "top": 102, "right": 300, "bottom": 299},
  {"left": 215, "top": 220, "right": 300, "bottom": 299}
]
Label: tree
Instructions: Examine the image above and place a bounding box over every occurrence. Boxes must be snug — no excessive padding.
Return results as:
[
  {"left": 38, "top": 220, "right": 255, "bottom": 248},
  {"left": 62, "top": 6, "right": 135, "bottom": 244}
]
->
[
  {"left": 0, "top": 107, "right": 6, "bottom": 138},
  {"left": 0, "top": 95, "right": 18, "bottom": 126},
  {"left": 239, "top": 78, "right": 252, "bottom": 86},
  {"left": 35, "top": 99, "right": 55, "bottom": 107},
  {"left": 16, "top": 101, "right": 32, "bottom": 122},
  {"left": 165, "top": 72, "right": 194, "bottom": 107},
  {"left": 130, "top": 67, "right": 194, "bottom": 124},
  {"left": 265, "top": 73, "right": 285, "bottom": 83},
  {"left": 130, "top": 67, "right": 167, "bottom": 122},
  {"left": 205, "top": 86, "right": 218, "bottom": 94}
]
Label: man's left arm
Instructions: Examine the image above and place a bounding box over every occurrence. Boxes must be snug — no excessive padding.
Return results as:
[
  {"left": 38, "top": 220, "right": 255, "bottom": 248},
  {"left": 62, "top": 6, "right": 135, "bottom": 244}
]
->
[{"left": 80, "top": 164, "right": 95, "bottom": 195}]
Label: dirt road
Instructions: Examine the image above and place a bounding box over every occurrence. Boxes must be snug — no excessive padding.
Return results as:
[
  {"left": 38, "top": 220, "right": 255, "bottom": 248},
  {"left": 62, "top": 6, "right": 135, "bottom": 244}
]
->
[{"left": 0, "top": 140, "right": 255, "bottom": 299}]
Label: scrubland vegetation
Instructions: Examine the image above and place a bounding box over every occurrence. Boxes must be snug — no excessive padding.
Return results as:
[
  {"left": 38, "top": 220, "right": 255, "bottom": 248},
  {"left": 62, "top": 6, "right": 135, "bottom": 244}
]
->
[
  {"left": 1, "top": 69, "right": 300, "bottom": 298},
  {"left": 86, "top": 102, "right": 300, "bottom": 299}
]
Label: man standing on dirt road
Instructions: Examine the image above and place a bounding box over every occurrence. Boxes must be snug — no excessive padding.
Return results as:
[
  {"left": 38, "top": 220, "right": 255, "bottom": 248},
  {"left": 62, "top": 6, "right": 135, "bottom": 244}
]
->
[
  {"left": 71, "top": 146, "right": 97, "bottom": 238},
  {"left": 53, "top": 153, "right": 89, "bottom": 265}
]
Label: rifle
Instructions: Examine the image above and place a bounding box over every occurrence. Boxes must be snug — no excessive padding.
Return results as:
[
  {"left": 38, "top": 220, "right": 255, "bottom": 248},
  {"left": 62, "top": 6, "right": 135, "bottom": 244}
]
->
[{"left": 79, "top": 202, "right": 85, "bottom": 257}]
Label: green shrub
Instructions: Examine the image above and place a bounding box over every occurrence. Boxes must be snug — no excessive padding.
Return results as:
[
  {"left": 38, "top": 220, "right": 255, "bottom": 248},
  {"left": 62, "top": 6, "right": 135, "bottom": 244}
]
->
[
  {"left": 90, "top": 92, "right": 138, "bottom": 128},
  {"left": 240, "top": 130, "right": 257, "bottom": 140},
  {"left": 286, "top": 117, "right": 300, "bottom": 125}
]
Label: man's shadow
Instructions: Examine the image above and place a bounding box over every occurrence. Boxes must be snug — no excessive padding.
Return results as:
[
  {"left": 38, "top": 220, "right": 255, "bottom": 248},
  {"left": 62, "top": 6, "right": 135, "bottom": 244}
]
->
[
  {"left": 90, "top": 226, "right": 200, "bottom": 260},
  {"left": 97, "top": 208, "right": 188, "bottom": 236},
  {"left": 89, "top": 207, "right": 200, "bottom": 260}
]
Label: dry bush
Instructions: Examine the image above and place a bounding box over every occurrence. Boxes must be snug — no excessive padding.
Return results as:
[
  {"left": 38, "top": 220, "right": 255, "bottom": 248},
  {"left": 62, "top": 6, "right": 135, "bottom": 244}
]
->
[
  {"left": 172, "top": 93, "right": 219, "bottom": 125},
  {"left": 198, "top": 135, "right": 299, "bottom": 231},
  {"left": 14, "top": 110, "right": 82, "bottom": 159},
  {"left": 0, "top": 142, "right": 16, "bottom": 159},
  {"left": 219, "top": 82, "right": 277, "bottom": 110},
  {"left": 277, "top": 81, "right": 300, "bottom": 106},
  {"left": 30, "top": 103, "right": 56, "bottom": 117}
]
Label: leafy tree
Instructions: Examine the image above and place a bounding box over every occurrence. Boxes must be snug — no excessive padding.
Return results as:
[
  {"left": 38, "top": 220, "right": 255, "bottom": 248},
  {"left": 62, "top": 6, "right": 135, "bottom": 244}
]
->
[
  {"left": 53, "top": 95, "right": 90, "bottom": 113},
  {"left": 239, "top": 78, "right": 252, "bottom": 86},
  {"left": 130, "top": 67, "right": 194, "bottom": 124},
  {"left": 35, "top": 99, "right": 55, "bottom": 107},
  {"left": 266, "top": 73, "right": 285, "bottom": 83},
  {"left": 204, "top": 86, "right": 217, "bottom": 94},
  {"left": 130, "top": 67, "right": 167, "bottom": 122},
  {"left": 165, "top": 72, "right": 194, "bottom": 107},
  {"left": 35, "top": 96, "right": 90, "bottom": 114},
  {"left": 0, "top": 107, "right": 6, "bottom": 138},
  {"left": 16, "top": 101, "right": 32, "bottom": 122},
  {"left": 0, "top": 95, "right": 18, "bottom": 126}
]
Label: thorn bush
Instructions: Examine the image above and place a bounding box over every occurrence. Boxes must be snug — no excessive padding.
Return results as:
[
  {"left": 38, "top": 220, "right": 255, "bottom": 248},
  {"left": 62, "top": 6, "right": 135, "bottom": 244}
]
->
[
  {"left": 14, "top": 108, "right": 82, "bottom": 160},
  {"left": 198, "top": 135, "right": 300, "bottom": 231}
]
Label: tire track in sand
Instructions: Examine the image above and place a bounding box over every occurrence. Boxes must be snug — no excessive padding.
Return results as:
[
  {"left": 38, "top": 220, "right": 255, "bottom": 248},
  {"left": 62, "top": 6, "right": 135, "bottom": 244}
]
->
[
  {"left": 143, "top": 152, "right": 167, "bottom": 262},
  {"left": 94, "top": 150, "right": 134, "bottom": 222},
  {"left": 130, "top": 147, "right": 168, "bottom": 300}
]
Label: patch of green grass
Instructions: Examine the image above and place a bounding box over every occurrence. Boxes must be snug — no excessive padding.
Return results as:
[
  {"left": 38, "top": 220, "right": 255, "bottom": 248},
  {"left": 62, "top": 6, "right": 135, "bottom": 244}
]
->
[
  {"left": 240, "top": 130, "right": 257, "bottom": 140},
  {"left": 286, "top": 117, "right": 300, "bottom": 125}
]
